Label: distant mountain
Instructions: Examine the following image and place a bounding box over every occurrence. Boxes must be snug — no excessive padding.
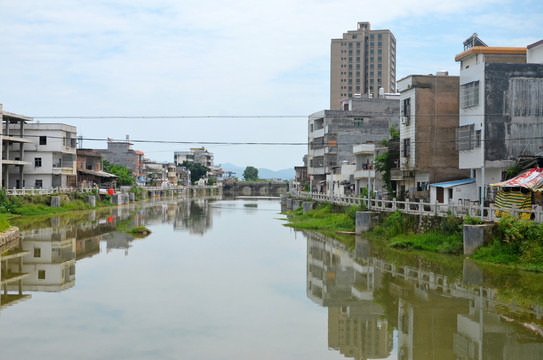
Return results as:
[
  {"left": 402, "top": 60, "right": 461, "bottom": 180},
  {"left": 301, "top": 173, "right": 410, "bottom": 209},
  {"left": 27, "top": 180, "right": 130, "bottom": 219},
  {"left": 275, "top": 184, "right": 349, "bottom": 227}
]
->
[{"left": 221, "top": 163, "right": 295, "bottom": 181}]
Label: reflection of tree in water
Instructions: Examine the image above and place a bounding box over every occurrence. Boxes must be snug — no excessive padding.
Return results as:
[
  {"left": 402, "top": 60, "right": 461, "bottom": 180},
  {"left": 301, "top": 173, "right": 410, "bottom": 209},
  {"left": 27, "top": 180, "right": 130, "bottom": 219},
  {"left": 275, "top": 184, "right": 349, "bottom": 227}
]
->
[{"left": 174, "top": 200, "right": 212, "bottom": 235}]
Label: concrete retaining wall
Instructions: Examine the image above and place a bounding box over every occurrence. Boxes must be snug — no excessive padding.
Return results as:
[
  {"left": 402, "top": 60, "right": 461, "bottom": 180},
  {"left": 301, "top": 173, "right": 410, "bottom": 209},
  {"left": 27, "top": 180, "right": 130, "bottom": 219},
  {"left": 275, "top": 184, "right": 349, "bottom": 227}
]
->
[
  {"left": 356, "top": 211, "right": 380, "bottom": 233},
  {"left": 0, "top": 227, "right": 19, "bottom": 253},
  {"left": 463, "top": 224, "right": 496, "bottom": 255}
]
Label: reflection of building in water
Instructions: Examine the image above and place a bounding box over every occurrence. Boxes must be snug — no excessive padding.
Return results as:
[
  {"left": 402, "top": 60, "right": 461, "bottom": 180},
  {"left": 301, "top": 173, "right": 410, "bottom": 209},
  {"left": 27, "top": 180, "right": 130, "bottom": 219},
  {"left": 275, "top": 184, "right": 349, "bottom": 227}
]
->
[
  {"left": 1, "top": 238, "right": 31, "bottom": 310},
  {"left": 103, "top": 232, "right": 133, "bottom": 255},
  {"left": 174, "top": 199, "right": 212, "bottom": 235},
  {"left": 306, "top": 231, "right": 392, "bottom": 359},
  {"left": 75, "top": 236, "right": 101, "bottom": 260},
  {"left": 305, "top": 230, "right": 543, "bottom": 360},
  {"left": 329, "top": 307, "right": 391, "bottom": 360},
  {"left": 371, "top": 255, "right": 543, "bottom": 360},
  {"left": 14, "top": 227, "right": 76, "bottom": 292}
]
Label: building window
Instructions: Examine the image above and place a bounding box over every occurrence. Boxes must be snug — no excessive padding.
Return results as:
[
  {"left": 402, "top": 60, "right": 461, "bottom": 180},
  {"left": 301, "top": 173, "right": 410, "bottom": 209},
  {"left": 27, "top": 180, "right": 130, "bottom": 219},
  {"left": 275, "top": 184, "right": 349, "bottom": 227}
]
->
[
  {"left": 403, "top": 139, "right": 411, "bottom": 157},
  {"left": 35, "top": 157, "right": 42, "bottom": 167},
  {"left": 38, "top": 270, "right": 46, "bottom": 280},
  {"left": 356, "top": 42, "right": 360, "bottom": 47},
  {"left": 35, "top": 180, "right": 43, "bottom": 188},
  {"left": 354, "top": 118, "right": 364, "bottom": 127},
  {"left": 356, "top": 86, "right": 360, "bottom": 91},
  {"left": 352, "top": 34, "right": 357, "bottom": 39},
  {"left": 403, "top": 98, "right": 411, "bottom": 118},
  {"left": 34, "top": 248, "right": 41, "bottom": 258},
  {"left": 460, "top": 81, "right": 480, "bottom": 108},
  {"left": 455, "top": 124, "right": 482, "bottom": 150},
  {"left": 39, "top": 136, "right": 47, "bottom": 145}
]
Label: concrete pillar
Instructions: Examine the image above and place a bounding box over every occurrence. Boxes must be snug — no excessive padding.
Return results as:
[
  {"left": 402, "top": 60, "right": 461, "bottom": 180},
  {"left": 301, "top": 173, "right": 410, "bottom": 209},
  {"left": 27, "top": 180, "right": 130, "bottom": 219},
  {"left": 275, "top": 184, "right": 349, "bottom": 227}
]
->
[
  {"left": 463, "top": 224, "right": 495, "bottom": 255},
  {"left": 286, "top": 198, "right": 293, "bottom": 210},
  {"left": 87, "top": 195, "right": 96, "bottom": 207},
  {"left": 51, "top": 196, "right": 61, "bottom": 208},
  {"left": 142, "top": 191, "right": 147, "bottom": 200},
  {"left": 122, "top": 193, "right": 129, "bottom": 204},
  {"left": 302, "top": 201, "right": 315, "bottom": 214},
  {"left": 292, "top": 200, "right": 302, "bottom": 210},
  {"left": 111, "top": 193, "right": 121, "bottom": 205},
  {"left": 280, "top": 194, "right": 287, "bottom": 206},
  {"left": 129, "top": 193, "right": 135, "bottom": 202},
  {"left": 88, "top": 210, "right": 96, "bottom": 221},
  {"left": 355, "top": 211, "right": 380, "bottom": 234}
]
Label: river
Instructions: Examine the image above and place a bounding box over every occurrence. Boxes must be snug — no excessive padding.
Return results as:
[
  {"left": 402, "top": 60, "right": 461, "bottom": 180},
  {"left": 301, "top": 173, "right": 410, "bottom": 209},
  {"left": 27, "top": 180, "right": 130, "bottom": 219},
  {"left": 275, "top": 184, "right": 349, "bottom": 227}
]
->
[{"left": 0, "top": 197, "right": 542, "bottom": 359}]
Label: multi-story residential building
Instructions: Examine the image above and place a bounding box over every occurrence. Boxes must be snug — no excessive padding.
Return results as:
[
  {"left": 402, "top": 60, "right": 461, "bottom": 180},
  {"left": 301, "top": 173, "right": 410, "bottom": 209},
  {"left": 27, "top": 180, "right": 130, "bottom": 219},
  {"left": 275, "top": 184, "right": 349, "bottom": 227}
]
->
[
  {"left": 307, "top": 96, "right": 399, "bottom": 194},
  {"left": 76, "top": 149, "right": 117, "bottom": 188},
  {"left": 330, "top": 22, "right": 396, "bottom": 109},
  {"left": 353, "top": 142, "right": 387, "bottom": 196},
  {"left": 8, "top": 123, "right": 77, "bottom": 189},
  {"left": 455, "top": 35, "right": 543, "bottom": 203},
  {"left": 95, "top": 137, "right": 145, "bottom": 185},
  {"left": 1, "top": 104, "right": 33, "bottom": 188},
  {"left": 174, "top": 147, "right": 213, "bottom": 168},
  {"left": 395, "top": 73, "right": 470, "bottom": 201}
]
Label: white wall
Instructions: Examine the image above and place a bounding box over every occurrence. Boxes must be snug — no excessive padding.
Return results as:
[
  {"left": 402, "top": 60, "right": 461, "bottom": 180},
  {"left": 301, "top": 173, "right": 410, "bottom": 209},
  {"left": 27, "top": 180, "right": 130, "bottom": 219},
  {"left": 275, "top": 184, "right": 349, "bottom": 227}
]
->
[
  {"left": 430, "top": 183, "right": 478, "bottom": 204},
  {"left": 458, "top": 55, "right": 485, "bottom": 170}
]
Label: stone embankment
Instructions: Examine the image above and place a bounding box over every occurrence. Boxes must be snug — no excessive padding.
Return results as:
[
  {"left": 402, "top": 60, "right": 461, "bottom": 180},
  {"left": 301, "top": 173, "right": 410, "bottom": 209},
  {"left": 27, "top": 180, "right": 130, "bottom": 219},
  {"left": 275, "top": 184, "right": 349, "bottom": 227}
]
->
[{"left": 0, "top": 227, "right": 20, "bottom": 253}]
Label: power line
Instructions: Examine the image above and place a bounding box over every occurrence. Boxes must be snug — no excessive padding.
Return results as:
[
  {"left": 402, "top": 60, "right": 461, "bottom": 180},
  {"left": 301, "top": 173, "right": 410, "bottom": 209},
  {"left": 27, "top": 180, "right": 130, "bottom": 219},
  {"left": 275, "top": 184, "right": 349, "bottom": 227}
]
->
[{"left": 32, "top": 115, "right": 307, "bottom": 119}]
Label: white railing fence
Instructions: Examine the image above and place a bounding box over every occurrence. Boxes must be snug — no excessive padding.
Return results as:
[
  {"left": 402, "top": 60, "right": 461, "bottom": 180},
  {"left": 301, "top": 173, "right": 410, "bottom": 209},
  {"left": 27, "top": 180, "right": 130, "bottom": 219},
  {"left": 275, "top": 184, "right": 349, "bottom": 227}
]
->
[{"left": 291, "top": 191, "right": 543, "bottom": 223}]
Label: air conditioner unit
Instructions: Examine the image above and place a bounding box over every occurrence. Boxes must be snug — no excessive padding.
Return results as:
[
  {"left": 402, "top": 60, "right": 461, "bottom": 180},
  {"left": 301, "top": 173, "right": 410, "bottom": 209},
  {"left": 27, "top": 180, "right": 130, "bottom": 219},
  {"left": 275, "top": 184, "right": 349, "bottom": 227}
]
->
[{"left": 400, "top": 116, "right": 410, "bottom": 125}]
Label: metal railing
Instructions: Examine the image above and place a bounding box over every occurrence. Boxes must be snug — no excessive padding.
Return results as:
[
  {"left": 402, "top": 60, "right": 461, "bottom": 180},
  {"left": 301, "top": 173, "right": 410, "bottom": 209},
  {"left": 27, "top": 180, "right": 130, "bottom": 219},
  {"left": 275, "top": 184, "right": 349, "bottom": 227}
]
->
[{"left": 292, "top": 191, "right": 543, "bottom": 223}]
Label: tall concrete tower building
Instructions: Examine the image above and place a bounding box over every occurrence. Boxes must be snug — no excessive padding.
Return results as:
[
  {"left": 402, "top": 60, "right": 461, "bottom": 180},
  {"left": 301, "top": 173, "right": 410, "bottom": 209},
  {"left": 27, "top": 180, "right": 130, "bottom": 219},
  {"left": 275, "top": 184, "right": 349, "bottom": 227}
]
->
[{"left": 330, "top": 22, "right": 396, "bottom": 110}]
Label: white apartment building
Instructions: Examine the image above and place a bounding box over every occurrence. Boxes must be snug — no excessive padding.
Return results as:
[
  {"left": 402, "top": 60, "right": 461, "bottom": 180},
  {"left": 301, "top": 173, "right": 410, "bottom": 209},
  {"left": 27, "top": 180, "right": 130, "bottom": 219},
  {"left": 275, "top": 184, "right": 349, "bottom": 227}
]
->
[{"left": 8, "top": 123, "right": 77, "bottom": 189}]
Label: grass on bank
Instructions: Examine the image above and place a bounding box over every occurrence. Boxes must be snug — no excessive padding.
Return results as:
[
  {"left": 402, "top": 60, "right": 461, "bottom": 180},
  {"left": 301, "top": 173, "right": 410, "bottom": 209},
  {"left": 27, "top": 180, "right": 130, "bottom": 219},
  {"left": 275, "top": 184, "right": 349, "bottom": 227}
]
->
[
  {"left": 369, "top": 211, "right": 470, "bottom": 255},
  {"left": 284, "top": 202, "right": 357, "bottom": 233},
  {"left": 472, "top": 215, "right": 543, "bottom": 272}
]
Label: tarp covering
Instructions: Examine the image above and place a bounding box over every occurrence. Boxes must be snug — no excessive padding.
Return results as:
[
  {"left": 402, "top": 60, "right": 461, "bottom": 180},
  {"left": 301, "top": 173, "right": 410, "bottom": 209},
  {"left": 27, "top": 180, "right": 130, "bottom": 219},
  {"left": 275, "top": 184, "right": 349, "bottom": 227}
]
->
[
  {"left": 494, "top": 190, "right": 532, "bottom": 220},
  {"left": 491, "top": 168, "right": 543, "bottom": 190}
]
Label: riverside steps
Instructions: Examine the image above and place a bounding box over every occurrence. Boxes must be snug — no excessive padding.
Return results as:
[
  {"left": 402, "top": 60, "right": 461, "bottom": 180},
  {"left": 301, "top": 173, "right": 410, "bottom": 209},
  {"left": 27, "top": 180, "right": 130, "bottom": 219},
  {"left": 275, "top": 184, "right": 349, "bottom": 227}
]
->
[{"left": 286, "top": 191, "right": 535, "bottom": 255}]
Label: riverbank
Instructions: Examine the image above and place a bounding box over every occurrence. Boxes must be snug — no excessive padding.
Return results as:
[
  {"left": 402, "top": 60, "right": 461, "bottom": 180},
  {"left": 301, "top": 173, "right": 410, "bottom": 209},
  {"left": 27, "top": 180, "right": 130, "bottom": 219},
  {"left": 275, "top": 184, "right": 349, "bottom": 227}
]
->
[{"left": 284, "top": 202, "right": 543, "bottom": 273}]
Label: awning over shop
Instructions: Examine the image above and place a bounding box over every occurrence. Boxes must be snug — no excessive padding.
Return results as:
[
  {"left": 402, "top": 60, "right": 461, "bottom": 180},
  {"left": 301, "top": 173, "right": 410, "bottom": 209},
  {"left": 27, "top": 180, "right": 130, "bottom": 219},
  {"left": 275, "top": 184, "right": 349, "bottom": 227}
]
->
[
  {"left": 491, "top": 168, "right": 543, "bottom": 190},
  {"left": 429, "top": 178, "right": 475, "bottom": 188}
]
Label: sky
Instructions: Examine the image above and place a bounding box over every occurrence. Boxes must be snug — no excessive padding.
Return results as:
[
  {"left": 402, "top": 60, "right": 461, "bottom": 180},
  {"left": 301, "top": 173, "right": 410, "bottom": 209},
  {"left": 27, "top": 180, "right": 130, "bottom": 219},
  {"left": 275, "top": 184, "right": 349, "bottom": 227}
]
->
[{"left": 1, "top": 0, "right": 542, "bottom": 171}]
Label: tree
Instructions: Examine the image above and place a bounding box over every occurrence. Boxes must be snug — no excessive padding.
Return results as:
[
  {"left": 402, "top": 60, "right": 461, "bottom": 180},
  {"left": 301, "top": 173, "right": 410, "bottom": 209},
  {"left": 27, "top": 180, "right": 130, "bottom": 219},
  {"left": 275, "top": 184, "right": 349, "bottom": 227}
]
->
[
  {"left": 103, "top": 160, "right": 136, "bottom": 186},
  {"left": 243, "top": 166, "right": 259, "bottom": 181},
  {"left": 374, "top": 126, "right": 399, "bottom": 197},
  {"left": 181, "top": 161, "right": 208, "bottom": 184}
]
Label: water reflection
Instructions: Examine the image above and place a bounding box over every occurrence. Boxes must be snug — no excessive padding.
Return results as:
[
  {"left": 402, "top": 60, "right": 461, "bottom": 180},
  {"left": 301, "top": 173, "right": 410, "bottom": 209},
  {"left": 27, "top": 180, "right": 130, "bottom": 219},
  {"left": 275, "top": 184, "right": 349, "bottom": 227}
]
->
[
  {"left": 305, "top": 231, "right": 543, "bottom": 359},
  {"left": 0, "top": 198, "right": 217, "bottom": 315}
]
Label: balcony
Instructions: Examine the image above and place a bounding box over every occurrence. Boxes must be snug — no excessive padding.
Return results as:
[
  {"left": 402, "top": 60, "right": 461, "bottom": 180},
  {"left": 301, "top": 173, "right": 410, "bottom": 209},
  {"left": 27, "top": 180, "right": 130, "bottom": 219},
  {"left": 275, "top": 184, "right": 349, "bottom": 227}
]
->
[{"left": 354, "top": 169, "right": 375, "bottom": 179}]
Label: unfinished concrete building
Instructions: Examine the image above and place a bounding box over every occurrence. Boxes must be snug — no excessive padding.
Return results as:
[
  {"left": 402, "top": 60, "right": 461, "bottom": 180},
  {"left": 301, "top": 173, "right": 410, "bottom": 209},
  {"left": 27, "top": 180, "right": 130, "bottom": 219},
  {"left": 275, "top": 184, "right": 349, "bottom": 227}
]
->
[
  {"left": 0, "top": 104, "right": 33, "bottom": 188},
  {"left": 307, "top": 97, "right": 400, "bottom": 194}
]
